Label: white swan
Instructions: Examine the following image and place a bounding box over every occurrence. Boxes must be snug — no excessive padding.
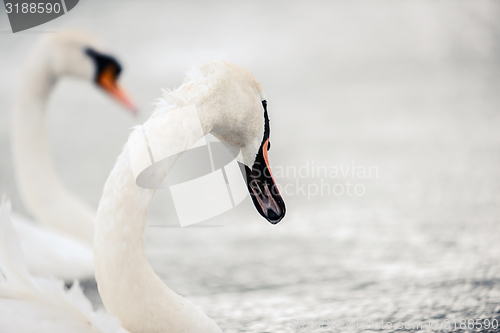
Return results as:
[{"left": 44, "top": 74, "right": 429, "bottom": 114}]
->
[
  {"left": 10, "top": 31, "right": 136, "bottom": 280},
  {"left": 0, "top": 61, "right": 285, "bottom": 332},
  {"left": 95, "top": 61, "right": 285, "bottom": 332}
]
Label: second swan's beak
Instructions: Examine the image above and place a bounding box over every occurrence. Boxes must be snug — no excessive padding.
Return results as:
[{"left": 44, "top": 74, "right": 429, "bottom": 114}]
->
[
  {"left": 245, "top": 138, "right": 286, "bottom": 224},
  {"left": 97, "top": 65, "right": 137, "bottom": 114}
]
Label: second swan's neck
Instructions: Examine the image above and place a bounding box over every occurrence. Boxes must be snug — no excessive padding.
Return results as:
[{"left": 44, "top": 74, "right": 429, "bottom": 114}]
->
[{"left": 12, "top": 48, "right": 95, "bottom": 246}]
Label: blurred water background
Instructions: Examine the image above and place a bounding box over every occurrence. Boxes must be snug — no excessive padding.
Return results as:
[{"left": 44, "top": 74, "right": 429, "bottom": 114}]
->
[{"left": 1, "top": 1, "right": 500, "bottom": 332}]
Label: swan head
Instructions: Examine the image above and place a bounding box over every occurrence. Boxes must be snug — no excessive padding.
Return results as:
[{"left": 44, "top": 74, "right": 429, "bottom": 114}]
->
[
  {"left": 180, "top": 61, "right": 286, "bottom": 223},
  {"left": 39, "top": 31, "right": 136, "bottom": 112}
]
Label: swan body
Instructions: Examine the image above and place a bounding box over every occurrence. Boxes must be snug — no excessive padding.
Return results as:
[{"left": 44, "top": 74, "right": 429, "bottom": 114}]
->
[
  {"left": 11, "top": 213, "right": 93, "bottom": 281},
  {"left": 10, "top": 31, "right": 135, "bottom": 279},
  {"left": 0, "top": 200, "right": 129, "bottom": 333}
]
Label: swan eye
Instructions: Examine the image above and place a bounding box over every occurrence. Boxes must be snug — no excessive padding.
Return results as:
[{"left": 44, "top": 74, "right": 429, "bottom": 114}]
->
[{"left": 267, "top": 141, "right": 271, "bottom": 151}]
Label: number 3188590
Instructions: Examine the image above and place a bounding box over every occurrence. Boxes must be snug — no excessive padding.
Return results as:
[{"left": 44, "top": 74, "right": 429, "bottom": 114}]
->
[{"left": 5, "top": 2, "right": 61, "bottom": 14}]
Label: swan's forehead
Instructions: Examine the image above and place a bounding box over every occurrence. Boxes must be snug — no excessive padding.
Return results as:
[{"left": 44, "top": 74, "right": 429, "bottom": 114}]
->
[{"left": 42, "top": 31, "right": 120, "bottom": 81}]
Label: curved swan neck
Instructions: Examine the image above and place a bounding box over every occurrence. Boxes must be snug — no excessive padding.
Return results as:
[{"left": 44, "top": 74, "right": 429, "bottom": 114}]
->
[
  {"left": 11, "top": 45, "right": 95, "bottom": 246},
  {"left": 94, "top": 60, "right": 270, "bottom": 332},
  {"left": 94, "top": 105, "right": 222, "bottom": 333}
]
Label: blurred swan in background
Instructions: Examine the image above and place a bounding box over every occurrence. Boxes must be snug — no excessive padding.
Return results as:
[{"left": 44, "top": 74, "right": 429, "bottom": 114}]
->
[
  {"left": 0, "top": 61, "right": 285, "bottom": 332},
  {"left": 0, "top": 200, "right": 128, "bottom": 333},
  {"left": 10, "top": 31, "right": 136, "bottom": 280}
]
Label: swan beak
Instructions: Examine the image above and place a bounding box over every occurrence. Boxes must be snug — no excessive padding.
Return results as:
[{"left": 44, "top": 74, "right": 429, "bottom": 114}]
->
[
  {"left": 245, "top": 139, "right": 286, "bottom": 224},
  {"left": 98, "top": 66, "right": 138, "bottom": 114}
]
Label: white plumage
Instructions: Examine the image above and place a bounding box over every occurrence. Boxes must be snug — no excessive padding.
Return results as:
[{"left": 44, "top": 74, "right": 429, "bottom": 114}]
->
[
  {"left": 0, "top": 200, "right": 128, "bottom": 333},
  {"left": 10, "top": 213, "right": 94, "bottom": 281}
]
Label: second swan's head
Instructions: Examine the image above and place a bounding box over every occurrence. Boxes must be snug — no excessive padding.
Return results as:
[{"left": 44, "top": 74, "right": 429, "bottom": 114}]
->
[
  {"left": 35, "top": 30, "right": 136, "bottom": 112},
  {"left": 175, "top": 61, "right": 286, "bottom": 224}
]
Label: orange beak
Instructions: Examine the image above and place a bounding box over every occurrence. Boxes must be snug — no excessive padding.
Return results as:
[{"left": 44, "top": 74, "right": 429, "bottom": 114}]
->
[{"left": 98, "top": 66, "right": 137, "bottom": 115}]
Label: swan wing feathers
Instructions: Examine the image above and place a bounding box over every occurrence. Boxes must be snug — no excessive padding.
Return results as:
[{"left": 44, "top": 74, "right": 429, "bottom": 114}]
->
[
  {"left": 12, "top": 213, "right": 94, "bottom": 281},
  {"left": 0, "top": 199, "right": 32, "bottom": 297},
  {"left": 0, "top": 200, "right": 128, "bottom": 333}
]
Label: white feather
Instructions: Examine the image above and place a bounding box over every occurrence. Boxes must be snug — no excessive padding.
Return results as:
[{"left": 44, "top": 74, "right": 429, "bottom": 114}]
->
[
  {"left": 11, "top": 213, "right": 94, "bottom": 281},
  {"left": 0, "top": 200, "right": 128, "bottom": 333}
]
